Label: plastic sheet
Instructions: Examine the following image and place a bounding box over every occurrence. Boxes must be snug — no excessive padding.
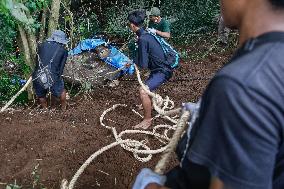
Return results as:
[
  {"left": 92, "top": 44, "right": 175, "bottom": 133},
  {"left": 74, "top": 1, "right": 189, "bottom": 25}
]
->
[{"left": 69, "top": 38, "right": 134, "bottom": 75}]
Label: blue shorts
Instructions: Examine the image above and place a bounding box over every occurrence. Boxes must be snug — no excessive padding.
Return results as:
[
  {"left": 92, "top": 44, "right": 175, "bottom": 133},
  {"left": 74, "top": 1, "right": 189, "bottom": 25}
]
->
[
  {"left": 145, "top": 72, "right": 169, "bottom": 91},
  {"left": 33, "top": 78, "right": 64, "bottom": 98}
]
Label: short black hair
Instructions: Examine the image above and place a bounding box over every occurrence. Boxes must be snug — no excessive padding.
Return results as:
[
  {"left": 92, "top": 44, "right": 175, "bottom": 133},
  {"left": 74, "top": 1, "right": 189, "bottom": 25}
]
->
[
  {"left": 127, "top": 10, "right": 146, "bottom": 27},
  {"left": 269, "top": 0, "right": 284, "bottom": 8}
]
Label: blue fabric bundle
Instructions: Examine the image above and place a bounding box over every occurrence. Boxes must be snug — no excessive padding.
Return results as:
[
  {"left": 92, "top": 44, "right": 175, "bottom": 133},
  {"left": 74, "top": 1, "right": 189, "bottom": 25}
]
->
[{"left": 69, "top": 39, "right": 134, "bottom": 75}]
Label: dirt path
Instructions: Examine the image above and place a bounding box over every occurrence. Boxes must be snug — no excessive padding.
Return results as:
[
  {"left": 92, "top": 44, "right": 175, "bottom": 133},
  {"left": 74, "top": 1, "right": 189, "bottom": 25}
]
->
[{"left": 0, "top": 47, "right": 231, "bottom": 189}]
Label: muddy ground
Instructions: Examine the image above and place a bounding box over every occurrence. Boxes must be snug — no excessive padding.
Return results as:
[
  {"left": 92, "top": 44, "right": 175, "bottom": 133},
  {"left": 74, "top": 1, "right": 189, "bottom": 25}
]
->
[{"left": 0, "top": 41, "right": 233, "bottom": 189}]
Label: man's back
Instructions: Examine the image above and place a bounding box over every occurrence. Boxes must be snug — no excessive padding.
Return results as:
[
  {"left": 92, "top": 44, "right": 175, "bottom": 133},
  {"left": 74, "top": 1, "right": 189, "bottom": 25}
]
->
[
  {"left": 220, "top": 32, "right": 284, "bottom": 189},
  {"left": 182, "top": 32, "right": 284, "bottom": 189},
  {"left": 35, "top": 41, "right": 68, "bottom": 78},
  {"left": 136, "top": 29, "right": 172, "bottom": 74}
]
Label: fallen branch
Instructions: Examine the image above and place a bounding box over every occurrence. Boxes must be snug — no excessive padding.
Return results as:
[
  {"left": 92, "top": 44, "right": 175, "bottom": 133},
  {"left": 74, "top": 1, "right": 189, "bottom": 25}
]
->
[{"left": 0, "top": 77, "right": 32, "bottom": 113}]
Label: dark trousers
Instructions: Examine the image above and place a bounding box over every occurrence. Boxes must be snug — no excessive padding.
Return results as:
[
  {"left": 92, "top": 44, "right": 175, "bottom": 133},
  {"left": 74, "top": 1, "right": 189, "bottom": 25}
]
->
[{"left": 165, "top": 159, "right": 210, "bottom": 189}]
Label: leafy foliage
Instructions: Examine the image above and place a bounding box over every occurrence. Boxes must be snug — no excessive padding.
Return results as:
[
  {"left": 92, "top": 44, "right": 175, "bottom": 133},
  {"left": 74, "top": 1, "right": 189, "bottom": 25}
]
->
[
  {"left": 0, "top": 0, "right": 221, "bottom": 105},
  {"left": 0, "top": 12, "right": 28, "bottom": 105},
  {"left": 5, "top": 183, "right": 21, "bottom": 189},
  {"left": 0, "top": 12, "right": 16, "bottom": 61},
  {"left": 104, "top": 5, "right": 132, "bottom": 38},
  {"left": 5, "top": 164, "right": 47, "bottom": 189},
  {"left": 5, "top": 0, "right": 34, "bottom": 28},
  {"left": 0, "top": 68, "right": 29, "bottom": 105},
  {"left": 161, "top": 0, "right": 219, "bottom": 39},
  {"left": 25, "top": 0, "right": 49, "bottom": 13},
  {"left": 72, "top": 12, "right": 101, "bottom": 41},
  {"left": 99, "top": 0, "right": 219, "bottom": 39}
]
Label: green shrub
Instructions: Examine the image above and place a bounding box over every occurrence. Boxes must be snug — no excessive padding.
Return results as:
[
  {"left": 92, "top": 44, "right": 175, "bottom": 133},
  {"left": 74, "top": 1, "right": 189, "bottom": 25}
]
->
[
  {"left": 0, "top": 13, "right": 29, "bottom": 105},
  {"left": 72, "top": 12, "right": 101, "bottom": 41},
  {"left": 161, "top": 0, "right": 220, "bottom": 38},
  {"left": 0, "top": 12, "right": 17, "bottom": 62},
  {"left": 101, "top": 0, "right": 219, "bottom": 41},
  {"left": 103, "top": 2, "right": 150, "bottom": 38}
]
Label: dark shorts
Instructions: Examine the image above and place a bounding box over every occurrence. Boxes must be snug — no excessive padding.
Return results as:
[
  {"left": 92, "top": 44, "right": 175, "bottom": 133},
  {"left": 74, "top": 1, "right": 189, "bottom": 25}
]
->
[
  {"left": 145, "top": 71, "right": 170, "bottom": 91},
  {"left": 33, "top": 78, "right": 64, "bottom": 98}
]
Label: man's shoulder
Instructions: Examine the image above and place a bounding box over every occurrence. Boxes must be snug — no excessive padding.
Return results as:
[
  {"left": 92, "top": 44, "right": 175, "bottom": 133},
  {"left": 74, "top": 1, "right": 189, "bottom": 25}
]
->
[
  {"left": 161, "top": 18, "right": 169, "bottom": 25},
  {"left": 41, "top": 41, "right": 58, "bottom": 49},
  {"left": 40, "top": 41, "right": 67, "bottom": 56},
  {"left": 217, "top": 42, "right": 284, "bottom": 85},
  {"left": 139, "top": 32, "right": 155, "bottom": 42},
  {"left": 212, "top": 42, "right": 284, "bottom": 111}
]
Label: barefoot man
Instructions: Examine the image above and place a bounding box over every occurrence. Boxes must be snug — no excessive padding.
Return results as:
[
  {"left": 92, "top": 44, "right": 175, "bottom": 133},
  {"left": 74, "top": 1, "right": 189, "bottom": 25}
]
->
[{"left": 128, "top": 10, "right": 174, "bottom": 129}]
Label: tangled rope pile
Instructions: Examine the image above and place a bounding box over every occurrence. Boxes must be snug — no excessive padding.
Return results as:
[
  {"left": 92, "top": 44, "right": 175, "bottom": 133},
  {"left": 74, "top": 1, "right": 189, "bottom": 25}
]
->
[{"left": 61, "top": 64, "right": 190, "bottom": 189}]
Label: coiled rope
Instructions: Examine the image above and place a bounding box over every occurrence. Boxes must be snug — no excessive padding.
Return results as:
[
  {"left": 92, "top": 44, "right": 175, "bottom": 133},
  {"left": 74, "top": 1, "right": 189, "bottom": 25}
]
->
[{"left": 61, "top": 65, "right": 191, "bottom": 189}]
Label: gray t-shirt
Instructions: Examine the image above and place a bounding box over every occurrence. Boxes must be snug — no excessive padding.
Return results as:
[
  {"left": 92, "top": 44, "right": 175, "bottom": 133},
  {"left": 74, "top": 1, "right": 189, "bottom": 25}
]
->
[{"left": 178, "top": 32, "right": 284, "bottom": 189}]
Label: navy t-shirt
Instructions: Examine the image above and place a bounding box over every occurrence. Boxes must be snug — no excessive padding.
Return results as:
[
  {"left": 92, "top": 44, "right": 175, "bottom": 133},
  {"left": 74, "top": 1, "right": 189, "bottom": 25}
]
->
[
  {"left": 33, "top": 41, "right": 68, "bottom": 81},
  {"left": 179, "top": 32, "right": 284, "bottom": 189},
  {"left": 135, "top": 28, "right": 172, "bottom": 76}
]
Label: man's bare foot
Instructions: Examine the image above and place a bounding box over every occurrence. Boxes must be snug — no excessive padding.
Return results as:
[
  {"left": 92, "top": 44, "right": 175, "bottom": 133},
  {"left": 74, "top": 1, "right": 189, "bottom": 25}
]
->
[
  {"left": 136, "top": 104, "right": 143, "bottom": 110},
  {"left": 61, "top": 102, "right": 67, "bottom": 111},
  {"left": 133, "top": 119, "right": 152, "bottom": 130},
  {"left": 136, "top": 104, "right": 154, "bottom": 111}
]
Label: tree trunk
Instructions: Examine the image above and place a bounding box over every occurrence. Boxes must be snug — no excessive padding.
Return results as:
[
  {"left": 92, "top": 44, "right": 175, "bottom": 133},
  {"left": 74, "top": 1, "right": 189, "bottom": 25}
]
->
[
  {"left": 39, "top": 8, "right": 47, "bottom": 43},
  {"left": 62, "top": 0, "right": 74, "bottom": 48},
  {"left": 18, "top": 25, "right": 34, "bottom": 100},
  {"left": 18, "top": 25, "right": 32, "bottom": 69},
  {"left": 48, "top": 0, "right": 61, "bottom": 37},
  {"left": 27, "top": 31, "right": 37, "bottom": 65}
]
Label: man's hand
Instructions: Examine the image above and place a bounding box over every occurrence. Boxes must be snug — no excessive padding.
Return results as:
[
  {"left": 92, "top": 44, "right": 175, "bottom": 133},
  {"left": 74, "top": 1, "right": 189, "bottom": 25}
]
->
[
  {"left": 132, "top": 168, "right": 166, "bottom": 189},
  {"left": 125, "top": 62, "right": 132, "bottom": 68},
  {"left": 145, "top": 183, "right": 170, "bottom": 189},
  {"left": 147, "top": 28, "right": 157, "bottom": 35}
]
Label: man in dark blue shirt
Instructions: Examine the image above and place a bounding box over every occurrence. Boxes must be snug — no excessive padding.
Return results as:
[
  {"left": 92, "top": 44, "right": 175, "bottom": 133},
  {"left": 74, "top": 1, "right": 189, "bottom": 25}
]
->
[
  {"left": 32, "top": 30, "right": 68, "bottom": 110},
  {"left": 128, "top": 10, "right": 173, "bottom": 129},
  {"left": 132, "top": 0, "right": 284, "bottom": 188}
]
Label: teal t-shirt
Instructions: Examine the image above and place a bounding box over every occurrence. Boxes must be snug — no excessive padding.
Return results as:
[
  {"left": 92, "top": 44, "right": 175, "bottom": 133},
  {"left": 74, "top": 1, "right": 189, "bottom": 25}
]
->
[{"left": 148, "top": 18, "right": 170, "bottom": 33}]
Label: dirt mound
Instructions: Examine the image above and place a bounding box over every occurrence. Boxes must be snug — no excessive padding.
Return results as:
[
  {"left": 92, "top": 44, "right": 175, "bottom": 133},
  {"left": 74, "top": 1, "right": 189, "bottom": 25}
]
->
[{"left": 0, "top": 48, "right": 230, "bottom": 188}]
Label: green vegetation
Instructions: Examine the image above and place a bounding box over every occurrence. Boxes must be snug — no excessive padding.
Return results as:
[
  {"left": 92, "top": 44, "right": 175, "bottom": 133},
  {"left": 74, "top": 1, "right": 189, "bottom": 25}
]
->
[
  {"left": 5, "top": 164, "right": 46, "bottom": 189},
  {"left": 0, "top": 0, "right": 222, "bottom": 105},
  {"left": 0, "top": 12, "right": 29, "bottom": 104}
]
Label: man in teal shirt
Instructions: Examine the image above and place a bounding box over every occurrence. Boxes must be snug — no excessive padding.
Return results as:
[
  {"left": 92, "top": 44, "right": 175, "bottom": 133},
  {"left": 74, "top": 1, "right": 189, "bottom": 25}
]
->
[{"left": 148, "top": 7, "right": 171, "bottom": 39}]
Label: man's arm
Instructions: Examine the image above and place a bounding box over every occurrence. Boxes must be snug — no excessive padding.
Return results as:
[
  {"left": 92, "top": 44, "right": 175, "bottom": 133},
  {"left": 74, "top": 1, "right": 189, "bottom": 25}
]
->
[
  {"left": 156, "top": 30, "right": 171, "bottom": 38},
  {"left": 209, "top": 177, "right": 225, "bottom": 189},
  {"left": 158, "top": 20, "right": 171, "bottom": 38}
]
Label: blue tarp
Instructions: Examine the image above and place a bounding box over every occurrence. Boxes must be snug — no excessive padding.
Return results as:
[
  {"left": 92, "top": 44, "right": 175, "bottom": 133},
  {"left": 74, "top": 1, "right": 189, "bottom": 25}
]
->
[{"left": 69, "top": 38, "right": 135, "bottom": 75}]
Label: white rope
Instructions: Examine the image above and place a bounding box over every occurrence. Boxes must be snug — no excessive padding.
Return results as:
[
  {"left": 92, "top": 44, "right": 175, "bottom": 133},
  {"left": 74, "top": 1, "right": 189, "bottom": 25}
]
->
[
  {"left": 134, "top": 64, "right": 182, "bottom": 117},
  {"left": 61, "top": 65, "right": 189, "bottom": 189}
]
